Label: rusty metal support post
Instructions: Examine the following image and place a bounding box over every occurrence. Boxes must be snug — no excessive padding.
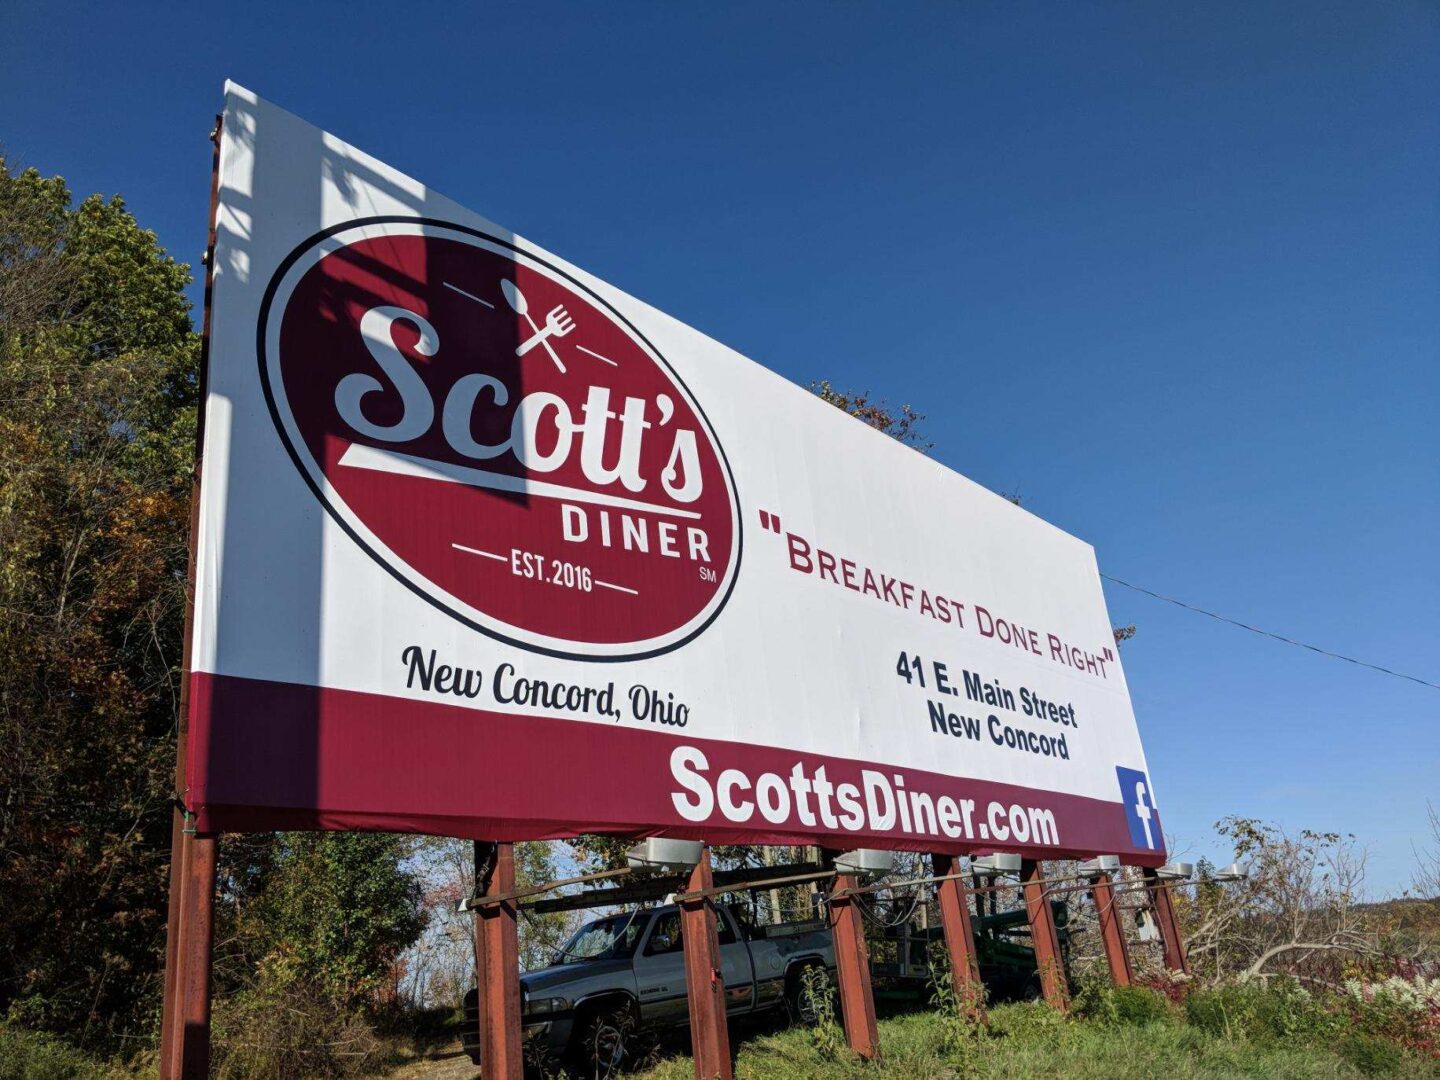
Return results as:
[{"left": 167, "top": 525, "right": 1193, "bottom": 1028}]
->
[
  {"left": 931, "top": 854, "right": 986, "bottom": 1023},
  {"left": 470, "top": 842, "right": 490, "bottom": 1071},
  {"left": 680, "top": 848, "right": 733, "bottom": 1080},
  {"left": 159, "top": 113, "right": 224, "bottom": 1080},
  {"left": 475, "top": 842, "right": 523, "bottom": 1080},
  {"left": 170, "top": 833, "right": 217, "bottom": 1079},
  {"left": 1089, "top": 871, "right": 1133, "bottom": 987},
  {"left": 1143, "top": 867, "right": 1189, "bottom": 974},
  {"left": 824, "top": 857, "right": 880, "bottom": 1061},
  {"left": 1021, "top": 860, "right": 1069, "bottom": 1010},
  {"left": 158, "top": 816, "right": 189, "bottom": 1079}
]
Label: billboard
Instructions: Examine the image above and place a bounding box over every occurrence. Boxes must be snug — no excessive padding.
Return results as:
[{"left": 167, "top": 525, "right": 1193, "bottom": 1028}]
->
[{"left": 189, "top": 83, "right": 1166, "bottom": 863}]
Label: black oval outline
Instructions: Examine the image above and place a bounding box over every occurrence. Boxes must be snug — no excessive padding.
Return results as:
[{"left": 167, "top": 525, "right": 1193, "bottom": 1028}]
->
[{"left": 256, "top": 216, "right": 743, "bottom": 663}]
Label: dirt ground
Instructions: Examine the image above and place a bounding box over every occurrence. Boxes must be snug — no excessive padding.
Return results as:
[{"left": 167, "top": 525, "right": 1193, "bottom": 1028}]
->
[{"left": 378, "top": 1040, "right": 480, "bottom": 1080}]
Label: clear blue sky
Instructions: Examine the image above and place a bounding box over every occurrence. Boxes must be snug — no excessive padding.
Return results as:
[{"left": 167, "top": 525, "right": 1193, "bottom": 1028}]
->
[{"left": 3, "top": 1, "right": 1436, "bottom": 893}]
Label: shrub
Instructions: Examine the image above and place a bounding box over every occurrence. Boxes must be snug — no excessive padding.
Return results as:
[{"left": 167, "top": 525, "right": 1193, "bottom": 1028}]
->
[
  {"left": 1342, "top": 975, "right": 1440, "bottom": 1056},
  {"left": 209, "top": 957, "right": 390, "bottom": 1080},
  {"left": 231, "top": 833, "right": 426, "bottom": 1012},
  {"left": 990, "top": 1000, "right": 1067, "bottom": 1040},
  {"left": 1133, "top": 969, "right": 1191, "bottom": 1005},
  {"left": 1072, "top": 970, "right": 1174, "bottom": 1027},
  {"left": 1106, "top": 986, "right": 1174, "bottom": 1026},
  {"left": 924, "top": 940, "right": 987, "bottom": 1050},
  {"left": 1183, "top": 978, "right": 1338, "bottom": 1043},
  {"left": 1337, "top": 1032, "right": 1405, "bottom": 1076},
  {"left": 1067, "top": 963, "right": 1113, "bottom": 1018},
  {"left": 0, "top": 1027, "right": 129, "bottom": 1080},
  {"left": 1344, "top": 974, "right": 1440, "bottom": 1011}
]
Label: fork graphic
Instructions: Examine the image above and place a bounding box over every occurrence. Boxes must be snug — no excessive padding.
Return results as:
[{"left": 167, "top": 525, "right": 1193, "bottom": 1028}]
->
[
  {"left": 500, "top": 278, "right": 574, "bottom": 373},
  {"left": 517, "top": 304, "right": 576, "bottom": 366}
]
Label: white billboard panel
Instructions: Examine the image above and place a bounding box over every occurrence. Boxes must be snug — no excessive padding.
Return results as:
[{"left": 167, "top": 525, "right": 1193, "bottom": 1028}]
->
[{"left": 188, "top": 83, "right": 1166, "bottom": 863}]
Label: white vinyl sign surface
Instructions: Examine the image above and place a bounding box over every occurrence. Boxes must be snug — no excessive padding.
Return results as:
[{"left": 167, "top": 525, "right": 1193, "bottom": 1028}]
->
[{"left": 188, "top": 83, "right": 1166, "bottom": 863}]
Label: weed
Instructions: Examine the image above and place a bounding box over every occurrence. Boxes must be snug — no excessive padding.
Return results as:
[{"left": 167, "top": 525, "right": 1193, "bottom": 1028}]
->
[
  {"left": 1184, "top": 977, "right": 1339, "bottom": 1043},
  {"left": 1078, "top": 984, "right": 1173, "bottom": 1027},
  {"left": 0, "top": 1027, "right": 133, "bottom": 1080},
  {"left": 1338, "top": 1032, "right": 1405, "bottom": 1076},
  {"left": 797, "top": 964, "right": 844, "bottom": 1062}
]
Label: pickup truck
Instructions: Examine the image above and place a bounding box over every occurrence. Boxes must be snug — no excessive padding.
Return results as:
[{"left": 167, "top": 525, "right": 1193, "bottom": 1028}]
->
[{"left": 463, "top": 902, "right": 835, "bottom": 1076}]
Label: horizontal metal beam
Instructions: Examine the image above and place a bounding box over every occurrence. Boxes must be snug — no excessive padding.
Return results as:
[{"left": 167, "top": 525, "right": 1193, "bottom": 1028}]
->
[
  {"left": 675, "top": 867, "right": 836, "bottom": 903},
  {"left": 523, "top": 857, "right": 1190, "bottom": 915},
  {"left": 524, "top": 861, "right": 827, "bottom": 914},
  {"left": 829, "top": 866, "right": 1192, "bottom": 904},
  {"left": 459, "top": 866, "right": 631, "bottom": 912}
]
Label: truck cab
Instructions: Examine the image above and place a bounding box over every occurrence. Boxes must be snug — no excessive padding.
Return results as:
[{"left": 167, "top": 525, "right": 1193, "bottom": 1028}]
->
[{"left": 463, "top": 902, "right": 834, "bottom": 1074}]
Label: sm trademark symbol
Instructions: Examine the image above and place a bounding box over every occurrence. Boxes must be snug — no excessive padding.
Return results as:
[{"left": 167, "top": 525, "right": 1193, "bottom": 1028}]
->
[{"left": 698, "top": 566, "right": 718, "bottom": 584}]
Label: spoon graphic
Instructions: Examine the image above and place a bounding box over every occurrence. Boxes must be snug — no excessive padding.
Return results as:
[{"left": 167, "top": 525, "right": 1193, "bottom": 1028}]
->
[
  {"left": 500, "top": 278, "right": 566, "bottom": 373},
  {"left": 499, "top": 278, "right": 527, "bottom": 317}
]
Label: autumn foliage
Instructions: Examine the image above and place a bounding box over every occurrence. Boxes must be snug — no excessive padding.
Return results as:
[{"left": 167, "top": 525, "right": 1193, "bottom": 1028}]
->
[
  {"left": 0, "top": 160, "right": 431, "bottom": 1066},
  {"left": 0, "top": 159, "right": 197, "bottom": 1041}
]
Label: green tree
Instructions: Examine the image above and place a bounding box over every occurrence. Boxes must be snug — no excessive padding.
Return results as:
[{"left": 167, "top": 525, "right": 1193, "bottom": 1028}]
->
[
  {"left": 226, "top": 833, "right": 427, "bottom": 1010},
  {"left": 512, "top": 841, "right": 573, "bottom": 971},
  {"left": 0, "top": 160, "right": 431, "bottom": 1059},
  {"left": 0, "top": 159, "right": 197, "bottom": 1042}
]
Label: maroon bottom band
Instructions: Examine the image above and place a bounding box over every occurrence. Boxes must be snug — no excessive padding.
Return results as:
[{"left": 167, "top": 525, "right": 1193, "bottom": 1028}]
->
[{"left": 187, "top": 672, "right": 1163, "bottom": 865}]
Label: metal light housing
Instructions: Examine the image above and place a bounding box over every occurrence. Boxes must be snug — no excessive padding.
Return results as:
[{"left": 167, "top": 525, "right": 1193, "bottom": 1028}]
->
[
  {"left": 1154, "top": 861, "right": 1194, "bottom": 880},
  {"left": 1213, "top": 861, "right": 1249, "bottom": 883},
  {"left": 832, "top": 848, "right": 894, "bottom": 879},
  {"left": 1078, "top": 855, "right": 1121, "bottom": 875},
  {"left": 626, "top": 838, "right": 704, "bottom": 874},
  {"left": 971, "top": 853, "right": 1022, "bottom": 877}
]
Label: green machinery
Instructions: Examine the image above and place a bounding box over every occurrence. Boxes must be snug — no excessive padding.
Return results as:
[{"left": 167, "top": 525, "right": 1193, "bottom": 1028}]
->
[{"left": 874, "top": 900, "right": 1071, "bottom": 1002}]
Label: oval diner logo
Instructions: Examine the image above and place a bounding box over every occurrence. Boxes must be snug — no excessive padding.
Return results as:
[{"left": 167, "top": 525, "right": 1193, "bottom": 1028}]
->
[{"left": 259, "top": 220, "right": 741, "bottom": 660}]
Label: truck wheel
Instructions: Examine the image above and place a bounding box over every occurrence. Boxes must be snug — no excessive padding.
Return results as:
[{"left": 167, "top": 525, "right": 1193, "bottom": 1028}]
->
[
  {"left": 785, "top": 964, "right": 835, "bottom": 1027},
  {"left": 1022, "top": 973, "right": 1044, "bottom": 1002},
  {"left": 573, "top": 1003, "right": 636, "bottom": 1079}
]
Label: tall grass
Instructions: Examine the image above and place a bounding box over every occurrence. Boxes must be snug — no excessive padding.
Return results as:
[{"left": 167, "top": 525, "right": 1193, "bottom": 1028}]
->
[
  {"left": 631, "top": 982, "right": 1440, "bottom": 1080},
  {"left": 0, "top": 1027, "right": 136, "bottom": 1080}
]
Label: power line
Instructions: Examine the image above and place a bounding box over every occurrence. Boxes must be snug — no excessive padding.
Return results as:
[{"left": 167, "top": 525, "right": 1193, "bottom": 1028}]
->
[{"left": 1101, "top": 574, "right": 1440, "bottom": 693}]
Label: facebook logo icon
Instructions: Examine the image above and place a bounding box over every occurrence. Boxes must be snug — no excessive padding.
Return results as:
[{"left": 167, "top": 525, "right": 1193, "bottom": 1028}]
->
[{"left": 1116, "top": 766, "right": 1163, "bottom": 851}]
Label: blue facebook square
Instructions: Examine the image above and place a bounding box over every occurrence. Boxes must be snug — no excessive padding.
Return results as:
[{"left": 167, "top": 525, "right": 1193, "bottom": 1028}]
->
[{"left": 1116, "top": 766, "right": 1163, "bottom": 852}]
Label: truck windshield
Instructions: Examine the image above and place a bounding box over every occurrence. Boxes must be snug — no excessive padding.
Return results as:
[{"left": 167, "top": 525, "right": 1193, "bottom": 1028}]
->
[{"left": 554, "top": 911, "right": 645, "bottom": 963}]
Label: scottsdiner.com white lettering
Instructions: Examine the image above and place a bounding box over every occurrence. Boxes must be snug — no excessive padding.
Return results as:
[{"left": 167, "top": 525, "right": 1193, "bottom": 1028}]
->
[{"left": 668, "top": 746, "right": 1060, "bottom": 847}]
